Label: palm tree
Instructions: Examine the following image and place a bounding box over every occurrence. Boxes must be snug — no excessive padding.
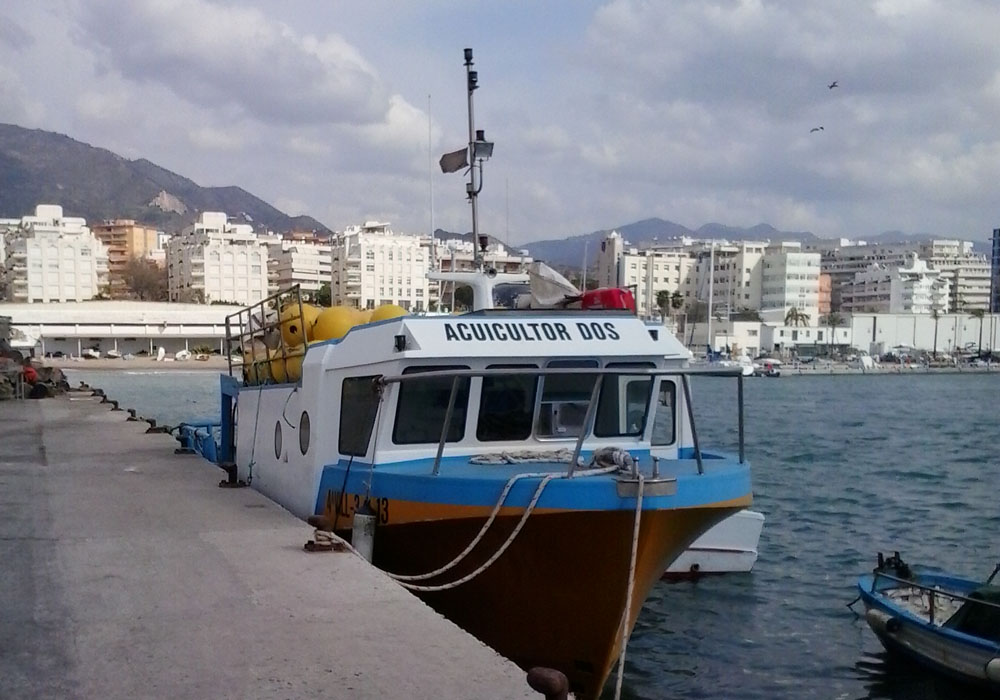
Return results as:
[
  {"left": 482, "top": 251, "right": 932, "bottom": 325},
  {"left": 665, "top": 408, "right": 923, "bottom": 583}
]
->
[
  {"left": 970, "top": 308, "right": 986, "bottom": 357},
  {"left": 655, "top": 290, "right": 671, "bottom": 321},
  {"left": 784, "top": 307, "right": 810, "bottom": 327},
  {"left": 821, "top": 312, "right": 844, "bottom": 356},
  {"left": 670, "top": 290, "right": 684, "bottom": 315},
  {"left": 930, "top": 309, "right": 940, "bottom": 359}
]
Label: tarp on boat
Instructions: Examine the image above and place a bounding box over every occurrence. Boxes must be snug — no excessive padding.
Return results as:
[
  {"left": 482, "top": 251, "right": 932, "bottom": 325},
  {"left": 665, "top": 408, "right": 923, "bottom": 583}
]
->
[{"left": 943, "top": 585, "right": 1000, "bottom": 643}]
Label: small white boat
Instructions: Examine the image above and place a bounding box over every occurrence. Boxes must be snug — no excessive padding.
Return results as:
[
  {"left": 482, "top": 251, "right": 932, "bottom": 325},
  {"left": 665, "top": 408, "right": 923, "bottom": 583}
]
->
[{"left": 665, "top": 509, "right": 764, "bottom": 576}]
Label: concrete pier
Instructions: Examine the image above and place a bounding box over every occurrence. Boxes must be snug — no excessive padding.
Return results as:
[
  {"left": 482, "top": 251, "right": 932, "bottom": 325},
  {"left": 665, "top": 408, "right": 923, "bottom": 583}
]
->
[{"left": 0, "top": 397, "right": 533, "bottom": 700}]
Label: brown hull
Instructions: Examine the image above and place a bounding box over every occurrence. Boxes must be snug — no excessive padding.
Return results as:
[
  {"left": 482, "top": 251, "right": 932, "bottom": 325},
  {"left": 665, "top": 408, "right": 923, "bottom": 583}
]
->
[{"left": 362, "top": 505, "right": 742, "bottom": 699}]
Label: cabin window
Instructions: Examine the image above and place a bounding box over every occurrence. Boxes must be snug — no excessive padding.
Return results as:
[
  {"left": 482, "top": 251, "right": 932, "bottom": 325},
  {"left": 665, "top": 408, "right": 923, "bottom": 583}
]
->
[
  {"left": 339, "top": 376, "right": 382, "bottom": 456},
  {"left": 477, "top": 365, "right": 538, "bottom": 441},
  {"left": 536, "top": 360, "right": 599, "bottom": 439},
  {"left": 594, "top": 363, "right": 654, "bottom": 438},
  {"left": 393, "top": 366, "right": 470, "bottom": 445},
  {"left": 651, "top": 380, "right": 677, "bottom": 446}
]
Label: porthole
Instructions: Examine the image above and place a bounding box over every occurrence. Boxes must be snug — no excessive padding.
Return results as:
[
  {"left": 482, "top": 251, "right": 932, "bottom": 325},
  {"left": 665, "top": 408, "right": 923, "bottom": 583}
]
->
[
  {"left": 274, "top": 421, "right": 282, "bottom": 459},
  {"left": 299, "top": 411, "right": 311, "bottom": 455}
]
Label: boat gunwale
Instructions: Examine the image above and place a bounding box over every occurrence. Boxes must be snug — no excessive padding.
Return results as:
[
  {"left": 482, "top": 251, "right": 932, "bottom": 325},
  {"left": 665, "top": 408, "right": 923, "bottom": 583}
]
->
[{"left": 858, "top": 572, "right": 1000, "bottom": 652}]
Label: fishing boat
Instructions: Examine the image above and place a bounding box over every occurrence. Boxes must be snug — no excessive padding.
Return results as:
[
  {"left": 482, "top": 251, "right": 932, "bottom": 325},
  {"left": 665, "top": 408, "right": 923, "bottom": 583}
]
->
[
  {"left": 665, "top": 509, "right": 764, "bottom": 577},
  {"left": 206, "top": 49, "right": 753, "bottom": 699},
  {"left": 857, "top": 552, "right": 1000, "bottom": 689}
]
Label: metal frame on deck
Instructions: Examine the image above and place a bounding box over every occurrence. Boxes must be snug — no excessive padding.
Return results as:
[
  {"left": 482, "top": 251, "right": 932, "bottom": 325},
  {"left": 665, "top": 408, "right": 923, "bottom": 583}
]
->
[
  {"left": 379, "top": 365, "right": 746, "bottom": 477},
  {"left": 224, "top": 285, "right": 306, "bottom": 386}
]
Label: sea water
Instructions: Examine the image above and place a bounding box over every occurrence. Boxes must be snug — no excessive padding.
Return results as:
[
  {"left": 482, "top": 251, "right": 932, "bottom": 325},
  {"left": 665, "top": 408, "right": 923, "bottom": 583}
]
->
[{"left": 64, "top": 369, "right": 1000, "bottom": 699}]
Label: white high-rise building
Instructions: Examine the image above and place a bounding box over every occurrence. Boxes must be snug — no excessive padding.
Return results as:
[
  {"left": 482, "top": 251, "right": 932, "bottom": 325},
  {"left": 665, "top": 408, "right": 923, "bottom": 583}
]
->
[
  {"left": 166, "top": 212, "right": 269, "bottom": 304},
  {"left": 820, "top": 239, "right": 989, "bottom": 311},
  {"left": 594, "top": 232, "right": 772, "bottom": 319},
  {"left": 5, "top": 205, "right": 109, "bottom": 303},
  {"left": 596, "top": 231, "right": 699, "bottom": 317},
  {"left": 760, "top": 242, "right": 821, "bottom": 320},
  {"left": 330, "top": 222, "right": 430, "bottom": 311},
  {"left": 697, "top": 240, "right": 768, "bottom": 317},
  {"left": 841, "top": 254, "right": 951, "bottom": 313},
  {"left": 274, "top": 241, "right": 332, "bottom": 296}
]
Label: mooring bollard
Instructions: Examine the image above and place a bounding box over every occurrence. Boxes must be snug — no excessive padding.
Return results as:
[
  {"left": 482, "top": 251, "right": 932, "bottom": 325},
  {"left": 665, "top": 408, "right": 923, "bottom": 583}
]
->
[{"left": 526, "top": 667, "right": 569, "bottom": 700}]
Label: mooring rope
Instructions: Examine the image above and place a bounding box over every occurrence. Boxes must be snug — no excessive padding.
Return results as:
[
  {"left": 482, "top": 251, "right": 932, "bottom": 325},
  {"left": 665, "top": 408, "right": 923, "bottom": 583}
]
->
[
  {"left": 245, "top": 381, "right": 265, "bottom": 485},
  {"left": 614, "top": 473, "right": 644, "bottom": 700},
  {"left": 392, "top": 473, "right": 559, "bottom": 592},
  {"left": 385, "top": 464, "right": 619, "bottom": 586}
]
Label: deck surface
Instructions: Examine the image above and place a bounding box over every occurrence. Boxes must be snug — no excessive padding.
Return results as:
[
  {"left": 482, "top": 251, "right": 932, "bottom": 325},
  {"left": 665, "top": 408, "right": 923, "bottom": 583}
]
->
[{"left": 0, "top": 396, "right": 532, "bottom": 700}]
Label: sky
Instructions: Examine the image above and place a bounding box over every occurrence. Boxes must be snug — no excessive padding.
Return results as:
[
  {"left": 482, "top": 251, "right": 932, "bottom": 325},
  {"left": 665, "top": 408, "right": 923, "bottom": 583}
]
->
[{"left": 2, "top": 0, "right": 999, "bottom": 244}]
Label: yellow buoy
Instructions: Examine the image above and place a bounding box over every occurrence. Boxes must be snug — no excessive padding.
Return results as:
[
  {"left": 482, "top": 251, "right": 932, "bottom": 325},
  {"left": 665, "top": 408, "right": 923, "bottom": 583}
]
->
[
  {"left": 284, "top": 344, "right": 306, "bottom": 382},
  {"left": 269, "top": 347, "right": 288, "bottom": 383},
  {"left": 280, "top": 303, "right": 321, "bottom": 346},
  {"left": 242, "top": 339, "right": 271, "bottom": 385},
  {"left": 353, "top": 308, "right": 374, "bottom": 325},
  {"left": 371, "top": 304, "right": 409, "bottom": 322},
  {"left": 311, "top": 306, "right": 356, "bottom": 341}
]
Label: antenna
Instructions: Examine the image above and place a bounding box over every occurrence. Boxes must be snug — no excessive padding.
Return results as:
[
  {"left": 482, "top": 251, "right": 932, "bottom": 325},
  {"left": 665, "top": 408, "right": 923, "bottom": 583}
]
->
[{"left": 428, "top": 93, "right": 435, "bottom": 272}]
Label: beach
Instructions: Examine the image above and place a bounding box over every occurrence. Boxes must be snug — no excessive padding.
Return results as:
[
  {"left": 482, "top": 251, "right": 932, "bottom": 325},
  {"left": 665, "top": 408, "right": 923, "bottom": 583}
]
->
[{"left": 45, "top": 356, "right": 231, "bottom": 371}]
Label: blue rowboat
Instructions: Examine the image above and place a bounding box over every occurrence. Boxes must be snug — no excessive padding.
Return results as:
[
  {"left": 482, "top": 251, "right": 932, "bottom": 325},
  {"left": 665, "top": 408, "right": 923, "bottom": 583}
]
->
[{"left": 858, "top": 552, "right": 1000, "bottom": 689}]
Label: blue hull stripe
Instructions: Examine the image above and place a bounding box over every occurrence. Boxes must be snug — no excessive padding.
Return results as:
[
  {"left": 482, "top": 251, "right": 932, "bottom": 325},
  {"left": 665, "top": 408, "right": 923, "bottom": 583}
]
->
[{"left": 312, "top": 453, "right": 751, "bottom": 515}]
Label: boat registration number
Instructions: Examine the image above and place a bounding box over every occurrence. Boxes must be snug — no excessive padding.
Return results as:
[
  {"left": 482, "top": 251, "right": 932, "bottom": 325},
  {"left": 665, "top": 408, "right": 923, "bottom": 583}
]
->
[{"left": 326, "top": 491, "right": 390, "bottom": 525}]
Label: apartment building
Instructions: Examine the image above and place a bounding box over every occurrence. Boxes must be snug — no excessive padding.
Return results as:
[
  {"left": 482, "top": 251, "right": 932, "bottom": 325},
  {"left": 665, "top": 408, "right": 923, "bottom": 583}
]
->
[
  {"left": 166, "top": 212, "right": 269, "bottom": 304},
  {"left": 5, "top": 205, "right": 109, "bottom": 303},
  {"left": 432, "top": 237, "right": 530, "bottom": 274},
  {"left": 699, "top": 241, "right": 767, "bottom": 317},
  {"left": 841, "top": 254, "right": 950, "bottom": 314},
  {"left": 596, "top": 231, "right": 699, "bottom": 317},
  {"left": 820, "top": 239, "right": 989, "bottom": 311},
  {"left": 330, "top": 221, "right": 430, "bottom": 311},
  {"left": 274, "top": 241, "right": 332, "bottom": 297},
  {"left": 992, "top": 228, "right": 1000, "bottom": 313},
  {"left": 91, "top": 219, "right": 162, "bottom": 298},
  {"left": 760, "top": 242, "right": 821, "bottom": 320},
  {"left": 818, "top": 273, "right": 832, "bottom": 315},
  {"left": 596, "top": 233, "right": 800, "bottom": 319}
]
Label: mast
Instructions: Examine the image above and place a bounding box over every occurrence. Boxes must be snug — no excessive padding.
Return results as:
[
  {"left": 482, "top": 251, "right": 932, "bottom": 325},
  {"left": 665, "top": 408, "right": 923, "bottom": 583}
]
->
[
  {"left": 707, "top": 242, "right": 715, "bottom": 351},
  {"left": 463, "top": 48, "right": 493, "bottom": 271},
  {"left": 465, "top": 49, "right": 481, "bottom": 270}
]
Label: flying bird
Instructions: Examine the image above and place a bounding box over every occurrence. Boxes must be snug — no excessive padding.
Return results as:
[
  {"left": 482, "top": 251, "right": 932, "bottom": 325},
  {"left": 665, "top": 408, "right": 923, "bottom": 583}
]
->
[
  {"left": 810, "top": 126, "right": 824, "bottom": 133},
  {"left": 828, "top": 81, "right": 838, "bottom": 89}
]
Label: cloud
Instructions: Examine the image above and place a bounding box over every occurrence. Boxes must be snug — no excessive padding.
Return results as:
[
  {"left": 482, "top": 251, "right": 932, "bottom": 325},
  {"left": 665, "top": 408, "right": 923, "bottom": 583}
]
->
[
  {"left": 0, "top": 12, "right": 34, "bottom": 50},
  {"left": 286, "top": 135, "right": 331, "bottom": 158},
  {"left": 76, "top": 90, "right": 130, "bottom": 123},
  {"left": 0, "top": 66, "right": 45, "bottom": 125},
  {"left": 5, "top": 0, "right": 1000, "bottom": 244},
  {"left": 78, "top": 0, "right": 388, "bottom": 126},
  {"left": 188, "top": 126, "right": 249, "bottom": 152}
]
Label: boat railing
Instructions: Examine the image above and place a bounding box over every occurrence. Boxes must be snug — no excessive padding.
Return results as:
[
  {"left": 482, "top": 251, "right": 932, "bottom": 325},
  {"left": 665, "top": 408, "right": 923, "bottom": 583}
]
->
[
  {"left": 224, "top": 285, "right": 306, "bottom": 385},
  {"left": 378, "top": 365, "right": 746, "bottom": 477},
  {"left": 872, "top": 570, "right": 1000, "bottom": 625}
]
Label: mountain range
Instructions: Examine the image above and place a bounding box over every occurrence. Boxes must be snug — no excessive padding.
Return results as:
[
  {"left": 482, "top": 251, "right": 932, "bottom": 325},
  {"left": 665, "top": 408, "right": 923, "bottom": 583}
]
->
[{"left": 0, "top": 124, "right": 328, "bottom": 234}]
